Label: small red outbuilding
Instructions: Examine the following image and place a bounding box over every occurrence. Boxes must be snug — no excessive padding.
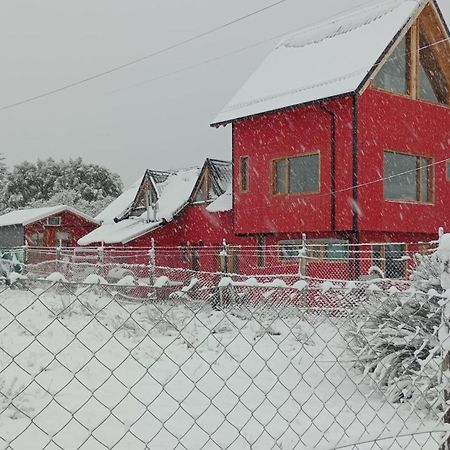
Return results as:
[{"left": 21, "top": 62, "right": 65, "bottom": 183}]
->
[{"left": 0, "top": 205, "right": 98, "bottom": 248}]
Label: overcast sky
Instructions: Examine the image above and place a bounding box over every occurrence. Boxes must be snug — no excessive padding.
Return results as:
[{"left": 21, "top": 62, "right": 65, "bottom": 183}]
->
[{"left": 1, "top": 0, "right": 449, "bottom": 186}]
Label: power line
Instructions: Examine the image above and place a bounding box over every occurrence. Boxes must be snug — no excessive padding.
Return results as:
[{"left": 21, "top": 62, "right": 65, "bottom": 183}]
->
[
  {"left": 0, "top": 0, "right": 290, "bottom": 112},
  {"left": 232, "top": 156, "right": 449, "bottom": 215}
]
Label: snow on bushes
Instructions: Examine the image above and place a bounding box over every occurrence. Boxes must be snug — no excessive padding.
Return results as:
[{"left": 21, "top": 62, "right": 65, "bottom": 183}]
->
[{"left": 347, "top": 251, "right": 442, "bottom": 411}]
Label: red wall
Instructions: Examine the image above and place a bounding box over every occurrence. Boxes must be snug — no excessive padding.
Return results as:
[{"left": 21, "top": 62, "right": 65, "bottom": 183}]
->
[
  {"left": 358, "top": 88, "right": 450, "bottom": 235},
  {"left": 25, "top": 211, "right": 97, "bottom": 247},
  {"left": 233, "top": 97, "right": 354, "bottom": 235},
  {"left": 131, "top": 205, "right": 235, "bottom": 247}
]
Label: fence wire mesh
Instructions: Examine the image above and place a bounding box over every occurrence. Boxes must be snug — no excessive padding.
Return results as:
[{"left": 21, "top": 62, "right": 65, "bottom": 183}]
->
[
  {"left": 0, "top": 239, "right": 438, "bottom": 284},
  {"left": 0, "top": 251, "right": 449, "bottom": 450}
]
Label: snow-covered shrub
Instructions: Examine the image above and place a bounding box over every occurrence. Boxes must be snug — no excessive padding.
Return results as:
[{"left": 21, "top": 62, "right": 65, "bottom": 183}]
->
[{"left": 347, "top": 252, "right": 442, "bottom": 411}]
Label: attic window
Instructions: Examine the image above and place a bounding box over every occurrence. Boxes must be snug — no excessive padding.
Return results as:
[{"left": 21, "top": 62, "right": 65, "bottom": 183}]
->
[
  {"left": 372, "top": 6, "right": 450, "bottom": 107},
  {"left": 418, "top": 31, "right": 449, "bottom": 104},
  {"left": 373, "top": 35, "right": 408, "bottom": 95},
  {"left": 193, "top": 174, "right": 210, "bottom": 203}
]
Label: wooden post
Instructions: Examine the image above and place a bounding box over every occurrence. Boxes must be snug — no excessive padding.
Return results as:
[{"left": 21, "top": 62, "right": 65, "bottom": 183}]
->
[
  {"left": 298, "top": 233, "right": 307, "bottom": 276},
  {"left": 222, "top": 239, "right": 228, "bottom": 274},
  {"left": 56, "top": 244, "right": 62, "bottom": 274}
]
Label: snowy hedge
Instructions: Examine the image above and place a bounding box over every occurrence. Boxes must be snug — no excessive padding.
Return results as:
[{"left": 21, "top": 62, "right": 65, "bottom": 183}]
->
[{"left": 347, "top": 252, "right": 442, "bottom": 412}]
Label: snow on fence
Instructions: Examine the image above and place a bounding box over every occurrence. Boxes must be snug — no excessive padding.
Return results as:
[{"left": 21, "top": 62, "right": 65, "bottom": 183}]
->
[
  {"left": 0, "top": 251, "right": 450, "bottom": 449},
  {"left": 0, "top": 238, "right": 438, "bottom": 284}
]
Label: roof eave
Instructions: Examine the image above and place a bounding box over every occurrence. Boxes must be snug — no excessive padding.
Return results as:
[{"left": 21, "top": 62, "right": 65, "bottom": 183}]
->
[
  {"left": 21, "top": 205, "right": 99, "bottom": 227},
  {"left": 209, "top": 91, "right": 357, "bottom": 127}
]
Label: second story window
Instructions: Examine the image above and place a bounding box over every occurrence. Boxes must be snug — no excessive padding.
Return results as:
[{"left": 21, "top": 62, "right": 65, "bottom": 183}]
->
[
  {"left": 240, "top": 156, "right": 249, "bottom": 192},
  {"left": 384, "top": 151, "right": 433, "bottom": 203},
  {"left": 273, "top": 153, "right": 320, "bottom": 195}
]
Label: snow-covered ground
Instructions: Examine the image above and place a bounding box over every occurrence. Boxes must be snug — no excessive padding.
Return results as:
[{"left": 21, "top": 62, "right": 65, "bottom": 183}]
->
[{"left": 0, "top": 282, "right": 442, "bottom": 449}]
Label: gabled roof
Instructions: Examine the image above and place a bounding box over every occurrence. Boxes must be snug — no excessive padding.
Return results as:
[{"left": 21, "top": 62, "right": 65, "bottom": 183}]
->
[
  {"left": 208, "top": 159, "right": 232, "bottom": 197},
  {"left": 95, "top": 177, "right": 142, "bottom": 224},
  {"left": 211, "top": 0, "right": 426, "bottom": 126},
  {"left": 0, "top": 205, "right": 98, "bottom": 227},
  {"left": 79, "top": 167, "right": 200, "bottom": 245},
  {"left": 190, "top": 159, "right": 232, "bottom": 202}
]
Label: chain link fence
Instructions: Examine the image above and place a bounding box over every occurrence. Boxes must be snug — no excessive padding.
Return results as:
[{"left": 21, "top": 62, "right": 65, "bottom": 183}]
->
[
  {"left": 0, "top": 252, "right": 449, "bottom": 449},
  {"left": 1, "top": 239, "right": 438, "bottom": 285}
]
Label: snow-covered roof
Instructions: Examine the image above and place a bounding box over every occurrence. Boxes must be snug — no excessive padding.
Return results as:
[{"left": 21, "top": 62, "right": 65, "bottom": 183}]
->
[
  {"left": 212, "top": 0, "right": 423, "bottom": 125},
  {"left": 95, "top": 178, "right": 142, "bottom": 224},
  {"left": 206, "top": 185, "right": 232, "bottom": 213},
  {"left": 0, "top": 205, "right": 98, "bottom": 227},
  {"left": 79, "top": 168, "right": 200, "bottom": 245},
  {"left": 208, "top": 160, "right": 232, "bottom": 197}
]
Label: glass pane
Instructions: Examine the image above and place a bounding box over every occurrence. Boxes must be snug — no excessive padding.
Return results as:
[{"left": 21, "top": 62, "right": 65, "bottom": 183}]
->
[
  {"left": 194, "top": 180, "right": 207, "bottom": 203},
  {"left": 419, "top": 63, "right": 439, "bottom": 103},
  {"left": 420, "top": 158, "right": 430, "bottom": 203},
  {"left": 274, "top": 160, "right": 286, "bottom": 194},
  {"left": 419, "top": 31, "right": 449, "bottom": 105},
  {"left": 447, "top": 161, "right": 450, "bottom": 179},
  {"left": 240, "top": 157, "right": 249, "bottom": 191},
  {"left": 374, "top": 36, "right": 408, "bottom": 95},
  {"left": 326, "top": 244, "right": 348, "bottom": 260},
  {"left": 384, "top": 152, "right": 417, "bottom": 201},
  {"left": 289, "top": 154, "right": 319, "bottom": 193}
]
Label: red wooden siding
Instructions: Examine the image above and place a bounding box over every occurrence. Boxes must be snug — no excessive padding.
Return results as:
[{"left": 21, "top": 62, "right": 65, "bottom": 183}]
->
[
  {"left": 357, "top": 88, "right": 450, "bottom": 235},
  {"left": 232, "top": 97, "right": 354, "bottom": 235},
  {"left": 25, "top": 211, "right": 97, "bottom": 247}
]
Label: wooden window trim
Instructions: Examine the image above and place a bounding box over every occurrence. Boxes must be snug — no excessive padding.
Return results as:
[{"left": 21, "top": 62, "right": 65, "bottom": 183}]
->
[
  {"left": 383, "top": 150, "right": 434, "bottom": 204},
  {"left": 446, "top": 160, "right": 450, "bottom": 181},
  {"left": 271, "top": 151, "right": 321, "bottom": 196},
  {"left": 240, "top": 156, "right": 249, "bottom": 193}
]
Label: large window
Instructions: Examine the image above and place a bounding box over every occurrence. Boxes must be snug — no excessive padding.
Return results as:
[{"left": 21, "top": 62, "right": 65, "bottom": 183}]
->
[
  {"left": 373, "top": 10, "right": 450, "bottom": 107},
  {"left": 273, "top": 153, "right": 319, "bottom": 195},
  {"left": 384, "top": 151, "right": 433, "bottom": 203}
]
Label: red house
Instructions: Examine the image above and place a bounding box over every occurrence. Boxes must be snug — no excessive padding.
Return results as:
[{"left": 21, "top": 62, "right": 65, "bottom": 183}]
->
[
  {"left": 0, "top": 205, "right": 98, "bottom": 249},
  {"left": 211, "top": 0, "right": 450, "bottom": 278},
  {"left": 78, "top": 159, "right": 238, "bottom": 271}
]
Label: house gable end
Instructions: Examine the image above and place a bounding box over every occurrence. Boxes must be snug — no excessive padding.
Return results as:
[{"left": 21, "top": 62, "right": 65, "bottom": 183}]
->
[
  {"left": 190, "top": 159, "right": 232, "bottom": 204},
  {"left": 360, "top": 0, "right": 450, "bottom": 106}
]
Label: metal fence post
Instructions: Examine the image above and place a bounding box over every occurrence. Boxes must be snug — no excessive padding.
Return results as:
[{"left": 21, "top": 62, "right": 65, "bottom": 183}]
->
[
  {"left": 438, "top": 233, "right": 450, "bottom": 449},
  {"left": 149, "top": 238, "right": 156, "bottom": 285},
  {"left": 97, "top": 245, "right": 104, "bottom": 276}
]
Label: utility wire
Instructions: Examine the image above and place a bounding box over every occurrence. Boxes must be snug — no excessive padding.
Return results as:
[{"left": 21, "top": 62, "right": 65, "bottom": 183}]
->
[{"left": 0, "top": 0, "right": 290, "bottom": 112}]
